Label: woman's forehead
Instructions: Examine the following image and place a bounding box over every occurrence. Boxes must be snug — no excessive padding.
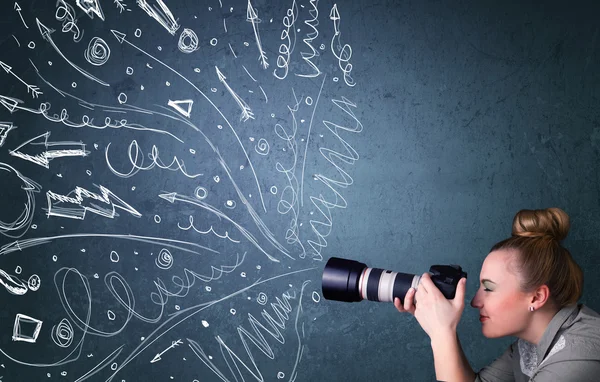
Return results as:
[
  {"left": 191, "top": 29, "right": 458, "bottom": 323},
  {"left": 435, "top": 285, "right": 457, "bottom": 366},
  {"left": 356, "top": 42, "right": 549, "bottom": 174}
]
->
[{"left": 480, "top": 249, "right": 519, "bottom": 281}]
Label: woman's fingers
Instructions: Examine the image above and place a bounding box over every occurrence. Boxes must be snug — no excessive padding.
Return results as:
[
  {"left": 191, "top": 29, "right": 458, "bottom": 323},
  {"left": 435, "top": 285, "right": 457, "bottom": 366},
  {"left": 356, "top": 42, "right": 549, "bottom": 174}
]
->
[{"left": 394, "top": 288, "right": 416, "bottom": 315}]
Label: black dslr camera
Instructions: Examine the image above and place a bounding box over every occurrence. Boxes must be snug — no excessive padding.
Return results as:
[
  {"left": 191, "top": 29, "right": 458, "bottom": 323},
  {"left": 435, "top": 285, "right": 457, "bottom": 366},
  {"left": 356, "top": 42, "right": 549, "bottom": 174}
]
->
[{"left": 322, "top": 257, "right": 467, "bottom": 304}]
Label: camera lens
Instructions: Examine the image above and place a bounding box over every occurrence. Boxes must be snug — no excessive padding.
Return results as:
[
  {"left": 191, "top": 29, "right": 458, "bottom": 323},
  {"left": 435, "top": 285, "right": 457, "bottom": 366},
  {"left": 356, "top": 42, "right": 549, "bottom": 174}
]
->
[
  {"left": 321, "top": 257, "right": 366, "bottom": 302},
  {"left": 322, "top": 257, "right": 420, "bottom": 303}
]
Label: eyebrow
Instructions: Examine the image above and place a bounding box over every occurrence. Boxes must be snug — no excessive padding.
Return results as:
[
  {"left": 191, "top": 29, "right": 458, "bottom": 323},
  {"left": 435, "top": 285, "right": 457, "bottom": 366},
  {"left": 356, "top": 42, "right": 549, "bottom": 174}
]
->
[{"left": 481, "top": 278, "right": 496, "bottom": 284}]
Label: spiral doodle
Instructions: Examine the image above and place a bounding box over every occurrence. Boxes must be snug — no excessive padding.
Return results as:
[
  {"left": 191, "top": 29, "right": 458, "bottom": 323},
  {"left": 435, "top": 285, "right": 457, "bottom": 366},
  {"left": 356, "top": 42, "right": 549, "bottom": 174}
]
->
[
  {"left": 257, "top": 292, "right": 268, "bottom": 305},
  {"left": 84, "top": 37, "right": 111, "bottom": 66},
  {"left": 255, "top": 138, "right": 270, "bottom": 156},
  {"left": 51, "top": 318, "right": 74, "bottom": 348},
  {"left": 155, "top": 248, "right": 173, "bottom": 270}
]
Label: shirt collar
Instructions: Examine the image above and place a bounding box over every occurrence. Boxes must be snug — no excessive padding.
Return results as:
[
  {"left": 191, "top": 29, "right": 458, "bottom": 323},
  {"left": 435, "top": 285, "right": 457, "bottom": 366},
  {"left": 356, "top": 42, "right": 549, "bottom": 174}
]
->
[{"left": 536, "top": 303, "right": 579, "bottom": 361}]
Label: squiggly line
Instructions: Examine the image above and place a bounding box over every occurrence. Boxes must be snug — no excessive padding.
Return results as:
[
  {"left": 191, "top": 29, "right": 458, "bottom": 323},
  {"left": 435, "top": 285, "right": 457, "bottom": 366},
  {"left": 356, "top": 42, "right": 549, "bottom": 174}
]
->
[
  {"left": 105, "top": 140, "right": 203, "bottom": 179},
  {"left": 177, "top": 215, "right": 241, "bottom": 243},
  {"left": 307, "top": 97, "right": 362, "bottom": 260},
  {"left": 274, "top": 0, "right": 298, "bottom": 80},
  {"left": 105, "top": 267, "right": 317, "bottom": 382},
  {"left": 274, "top": 90, "right": 307, "bottom": 257},
  {"left": 329, "top": 5, "right": 355, "bottom": 87},
  {"left": 0, "top": 95, "right": 182, "bottom": 142},
  {"left": 55, "top": 0, "right": 84, "bottom": 42},
  {"left": 296, "top": 0, "right": 321, "bottom": 78}
]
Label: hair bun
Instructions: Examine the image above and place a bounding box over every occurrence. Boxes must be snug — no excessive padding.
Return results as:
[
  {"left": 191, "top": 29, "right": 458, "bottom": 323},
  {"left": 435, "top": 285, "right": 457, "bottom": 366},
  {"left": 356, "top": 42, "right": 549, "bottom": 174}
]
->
[{"left": 512, "top": 207, "right": 570, "bottom": 241}]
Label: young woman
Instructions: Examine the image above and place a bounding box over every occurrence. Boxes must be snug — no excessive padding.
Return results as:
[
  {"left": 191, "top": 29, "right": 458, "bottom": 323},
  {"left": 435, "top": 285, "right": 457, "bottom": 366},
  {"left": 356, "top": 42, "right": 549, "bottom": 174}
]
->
[{"left": 394, "top": 207, "right": 600, "bottom": 381}]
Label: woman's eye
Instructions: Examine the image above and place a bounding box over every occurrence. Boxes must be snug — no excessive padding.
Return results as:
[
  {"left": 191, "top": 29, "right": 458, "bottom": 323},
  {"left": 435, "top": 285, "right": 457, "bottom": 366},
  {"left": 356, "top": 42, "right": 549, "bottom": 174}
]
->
[{"left": 483, "top": 288, "right": 491, "bottom": 292}]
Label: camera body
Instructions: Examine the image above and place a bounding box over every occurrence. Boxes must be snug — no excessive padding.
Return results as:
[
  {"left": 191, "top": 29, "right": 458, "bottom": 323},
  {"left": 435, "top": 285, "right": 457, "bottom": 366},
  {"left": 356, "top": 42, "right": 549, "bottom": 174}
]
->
[{"left": 321, "top": 257, "right": 467, "bottom": 305}]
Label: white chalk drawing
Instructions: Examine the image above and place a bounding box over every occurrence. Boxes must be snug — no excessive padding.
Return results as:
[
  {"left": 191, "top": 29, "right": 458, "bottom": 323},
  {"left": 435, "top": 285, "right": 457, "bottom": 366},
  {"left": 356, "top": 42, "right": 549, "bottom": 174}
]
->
[
  {"left": 177, "top": 215, "right": 241, "bottom": 244},
  {"left": 0, "top": 162, "right": 41, "bottom": 238},
  {"left": 329, "top": 4, "right": 355, "bottom": 87},
  {"left": 46, "top": 185, "right": 142, "bottom": 220},
  {"left": 36, "top": 19, "right": 110, "bottom": 86},
  {"left": 0, "top": 269, "right": 28, "bottom": 295},
  {"left": 55, "top": 0, "right": 84, "bottom": 42},
  {"left": 9, "top": 131, "right": 89, "bottom": 169},
  {"left": 0, "top": 1, "right": 366, "bottom": 379},
  {"left": 0, "top": 122, "right": 16, "bottom": 147},
  {"left": 137, "top": 0, "right": 180, "bottom": 36},
  {"left": 297, "top": 0, "right": 322, "bottom": 78},
  {"left": 76, "top": 0, "right": 105, "bottom": 21},
  {"left": 154, "top": 248, "right": 173, "bottom": 269},
  {"left": 110, "top": 29, "right": 269, "bottom": 212},
  {"left": 247, "top": 0, "right": 269, "bottom": 69},
  {"left": 114, "top": 0, "right": 131, "bottom": 13},
  {"left": 215, "top": 66, "right": 255, "bottom": 122},
  {"left": 274, "top": 0, "right": 297, "bottom": 80},
  {"left": 51, "top": 318, "right": 74, "bottom": 348},
  {"left": 105, "top": 140, "right": 203, "bottom": 179},
  {"left": 0, "top": 61, "right": 43, "bottom": 98},
  {"left": 150, "top": 339, "right": 182, "bottom": 363},
  {"left": 27, "top": 274, "right": 41, "bottom": 291},
  {"left": 14, "top": 2, "right": 28, "bottom": 29},
  {"left": 167, "top": 99, "right": 193, "bottom": 118},
  {"left": 84, "top": 37, "right": 111, "bottom": 66},
  {"left": 177, "top": 28, "right": 199, "bottom": 53},
  {"left": 12, "top": 314, "right": 43, "bottom": 343}
]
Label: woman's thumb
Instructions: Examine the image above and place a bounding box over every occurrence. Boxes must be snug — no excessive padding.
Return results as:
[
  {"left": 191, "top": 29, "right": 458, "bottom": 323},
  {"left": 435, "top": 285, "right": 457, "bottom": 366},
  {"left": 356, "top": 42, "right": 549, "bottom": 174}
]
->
[{"left": 454, "top": 278, "right": 467, "bottom": 304}]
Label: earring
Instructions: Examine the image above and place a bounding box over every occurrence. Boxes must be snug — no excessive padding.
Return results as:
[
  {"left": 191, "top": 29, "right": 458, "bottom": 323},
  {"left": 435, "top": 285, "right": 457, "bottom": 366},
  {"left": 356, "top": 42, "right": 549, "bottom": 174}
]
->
[{"left": 529, "top": 306, "right": 535, "bottom": 312}]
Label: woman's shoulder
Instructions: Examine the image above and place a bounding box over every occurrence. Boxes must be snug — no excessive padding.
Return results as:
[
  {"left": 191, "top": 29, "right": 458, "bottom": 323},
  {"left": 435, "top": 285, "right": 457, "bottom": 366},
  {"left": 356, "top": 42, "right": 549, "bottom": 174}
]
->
[{"left": 553, "top": 304, "right": 600, "bottom": 360}]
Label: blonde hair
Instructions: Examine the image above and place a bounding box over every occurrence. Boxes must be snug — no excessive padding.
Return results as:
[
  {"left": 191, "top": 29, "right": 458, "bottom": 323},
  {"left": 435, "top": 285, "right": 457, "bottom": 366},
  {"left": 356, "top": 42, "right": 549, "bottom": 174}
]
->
[{"left": 490, "top": 207, "right": 583, "bottom": 309}]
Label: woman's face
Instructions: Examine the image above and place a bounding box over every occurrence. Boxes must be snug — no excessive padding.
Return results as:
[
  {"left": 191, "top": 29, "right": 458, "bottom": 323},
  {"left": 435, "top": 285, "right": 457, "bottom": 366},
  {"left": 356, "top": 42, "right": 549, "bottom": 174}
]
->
[{"left": 470, "top": 248, "right": 532, "bottom": 338}]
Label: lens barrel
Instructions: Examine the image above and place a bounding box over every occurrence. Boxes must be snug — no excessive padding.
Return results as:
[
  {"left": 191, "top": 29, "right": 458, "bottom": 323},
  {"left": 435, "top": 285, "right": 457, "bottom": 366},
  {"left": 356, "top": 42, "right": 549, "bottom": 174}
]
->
[{"left": 322, "top": 257, "right": 420, "bottom": 303}]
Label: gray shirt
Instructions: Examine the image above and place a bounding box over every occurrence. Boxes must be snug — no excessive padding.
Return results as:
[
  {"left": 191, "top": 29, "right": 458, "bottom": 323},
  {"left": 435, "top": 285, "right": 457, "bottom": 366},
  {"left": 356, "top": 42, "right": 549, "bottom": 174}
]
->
[{"left": 474, "top": 303, "right": 600, "bottom": 382}]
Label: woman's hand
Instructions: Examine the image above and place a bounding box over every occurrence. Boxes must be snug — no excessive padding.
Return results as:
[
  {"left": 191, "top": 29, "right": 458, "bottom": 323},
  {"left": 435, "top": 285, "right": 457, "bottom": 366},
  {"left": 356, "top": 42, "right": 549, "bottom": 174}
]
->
[{"left": 394, "top": 273, "right": 467, "bottom": 341}]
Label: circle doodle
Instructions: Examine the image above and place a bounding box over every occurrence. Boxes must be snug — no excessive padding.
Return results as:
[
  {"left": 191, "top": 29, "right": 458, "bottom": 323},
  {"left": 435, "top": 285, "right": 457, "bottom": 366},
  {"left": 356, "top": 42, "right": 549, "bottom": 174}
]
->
[
  {"left": 155, "top": 248, "right": 173, "bottom": 270},
  {"left": 178, "top": 28, "right": 200, "bottom": 53},
  {"left": 84, "top": 37, "right": 111, "bottom": 66},
  {"left": 27, "top": 274, "right": 41, "bottom": 291},
  {"left": 257, "top": 292, "right": 268, "bottom": 305},
  {"left": 51, "top": 318, "right": 74, "bottom": 348}
]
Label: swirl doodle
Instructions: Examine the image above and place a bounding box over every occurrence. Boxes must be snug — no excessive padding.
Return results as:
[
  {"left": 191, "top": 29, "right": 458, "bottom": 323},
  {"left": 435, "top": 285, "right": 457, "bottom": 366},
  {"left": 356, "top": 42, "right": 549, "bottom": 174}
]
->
[
  {"left": 155, "top": 248, "right": 174, "bottom": 270},
  {"left": 255, "top": 138, "right": 270, "bottom": 156},
  {"left": 51, "top": 318, "right": 74, "bottom": 348},
  {"left": 84, "top": 37, "right": 111, "bottom": 66},
  {"left": 257, "top": 292, "right": 268, "bottom": 305}
]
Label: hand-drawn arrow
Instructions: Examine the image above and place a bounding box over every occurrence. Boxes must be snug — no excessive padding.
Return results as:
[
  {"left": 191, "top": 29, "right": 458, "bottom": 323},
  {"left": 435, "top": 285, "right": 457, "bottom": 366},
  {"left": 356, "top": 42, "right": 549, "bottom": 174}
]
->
[
  {"left": 14, "top": 2, "right": 29, "bottom": 29},
  {"left": 215, "top": 66, "right": 254, "bottom": 122},
  {"left": 9, "top": 131, "right": 89, "bottom": 169},
  {"left": 46, "top": 185, "right": 142, "bottom": 220},
  {"left": 0, "top": 61, "right": 42, "bottom": 98},
  {"left": 246, "top": 0, "right": 268, "bottom": 69},
  {"left": 150, "top": 339, "right": 183, "bottom": 363},
  {"left": 36, "top": 18, "right": 110, "bottom": 87}
]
